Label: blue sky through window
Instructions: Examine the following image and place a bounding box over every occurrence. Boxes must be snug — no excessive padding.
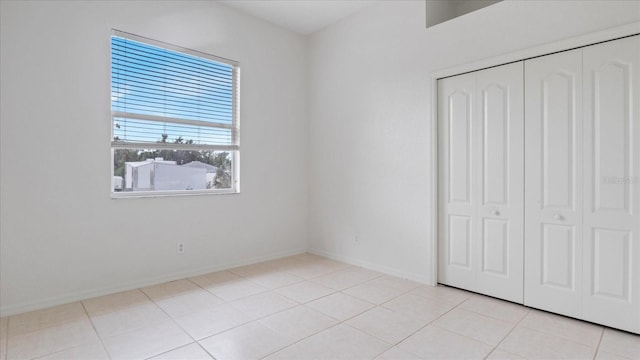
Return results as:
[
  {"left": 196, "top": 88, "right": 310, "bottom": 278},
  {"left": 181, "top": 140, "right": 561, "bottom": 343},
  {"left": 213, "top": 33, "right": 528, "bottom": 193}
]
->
[{"left": 111, "top": 36, "right": 234, "bottom": 146}]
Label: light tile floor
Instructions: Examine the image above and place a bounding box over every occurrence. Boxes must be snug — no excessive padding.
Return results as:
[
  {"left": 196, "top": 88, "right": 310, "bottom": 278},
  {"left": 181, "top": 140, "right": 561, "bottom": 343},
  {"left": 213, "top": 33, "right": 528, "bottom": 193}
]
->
[{"left": 1, "top": 253, "right": 639, "bottom": 359}]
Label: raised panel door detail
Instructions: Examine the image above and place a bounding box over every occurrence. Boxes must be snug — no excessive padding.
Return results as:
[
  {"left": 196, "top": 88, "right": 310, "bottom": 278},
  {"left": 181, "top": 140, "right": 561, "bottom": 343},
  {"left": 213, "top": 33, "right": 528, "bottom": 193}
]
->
[
  {"left": 482, "top": 219, "right": 508, "bottom": 276},
  {"left": 474, "top": 62, "right": 524, "bottom": 303},
  {"left": 439, "top": 63, "right": 523, "bottom": 301},
  {"left": 541, "top": 224, "right": 576, "bottom": 289},
  {"left": 592, "top": 62, "right": 631, "bottom": 214},
  {"left": 448, "top": 215, "right": 471, "bottom": 268},
  {"left": 525, "top": 48, "right": 582, "bottom": 317},
  {"left": 582, "top": 35, "right": 639, "bottom": 334},
  {"left": 438, "top": 72, "right": 476, "bottom": 292},
  {"left": 482, "top": 84, "right": 509, "bottom": 206},
  {"left": 591, "top": 228, "right": 631, "bottom": 301},
  {"left": 449, "top": 91, "right": 472, "bottom": 205},
  {"left": 542, "top": 73, "right": 576, "bottom": 210}
]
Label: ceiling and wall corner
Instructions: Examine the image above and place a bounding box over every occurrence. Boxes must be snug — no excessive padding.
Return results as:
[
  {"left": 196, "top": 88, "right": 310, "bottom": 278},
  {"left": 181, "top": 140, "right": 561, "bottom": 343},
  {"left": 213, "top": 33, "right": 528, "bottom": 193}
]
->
[{"left": 217, "top": 0, "right": 379, "bottom": 35}]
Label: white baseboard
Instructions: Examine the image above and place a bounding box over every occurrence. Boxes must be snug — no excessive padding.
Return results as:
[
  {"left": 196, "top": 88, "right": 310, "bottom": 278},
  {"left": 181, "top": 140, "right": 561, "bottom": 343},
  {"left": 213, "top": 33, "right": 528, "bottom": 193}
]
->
[
  {"left": 0, "top": 247, "right": 307, "bottom": 317},
  {"left": 308, "top": 247, "right": 431, "bottom": 285}
]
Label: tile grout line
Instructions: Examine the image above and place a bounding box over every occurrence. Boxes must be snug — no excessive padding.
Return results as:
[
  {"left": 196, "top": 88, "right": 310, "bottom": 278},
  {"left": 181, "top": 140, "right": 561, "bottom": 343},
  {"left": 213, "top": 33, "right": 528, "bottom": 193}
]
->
[
  {"left": 306, "top": 271, "right": 386, "bottom": 290},
  {"left": 591, "top": 327, "right": 606, "bottom": 360},
  {"left": 341, "top": 277, "right": 424, "bottom": 307},
  {"left": 389, "top": 296, "right": 473, "bottom": 359},
  {"left": 180, "top": 278, "right": 316, "bottom": 342},
  {"left": 142, "top": 342, "right": 214, "bottom": 360},
  {"left": 256, "top": 304, "right": 398, "bottom": 359},
  {"left": 254, "top": 268, "right": 411, "bottom": 359},
  {"left": 147, "top": 268, "right": 350, "bottom": 358},
  {"left": 308, "top": 280, "right": 455, "bottom": 357},
  {"left": 517, "top": 316, "right": 606, "bottom": 349},
  {"left": 4, "top": 304, "right": 111, "bottom": 360},
  {"left": 137, "top": 287, "right": 220, "bottom": 360},
  {"left": 341, "top": 322, "right": 396, "bottom": 358},
  {"left": 188, "top": 266, "right": 310, "bottom": 301},
  {"left": 342, "top": 285, "right": 467, "bottom": 357},
  {"left": 430, "top": 297, "right": 527, "bottom": 343},
  {"left": 80, "top": 301, "right": 113, "bottom": 360},
  {"left": 339, "top": 286, "right": 443, "bottom": 351},
  {"left": 483, "top": 307, "right": 530, "bottom": 359},
  {"left": 280, "top": 261, "right": 367, "bottom": 284},
  {"left": 443, "top": 292, "right": 607, "bottom": 358},
  {"left": 257, "top": 320, "right": 345, "bottom": 359},
  {"left": 260, "top": 281, "right": 460, "bottom": 358},
  {"left": 192, "top": 269, "right": 341, "bottom": 321}
]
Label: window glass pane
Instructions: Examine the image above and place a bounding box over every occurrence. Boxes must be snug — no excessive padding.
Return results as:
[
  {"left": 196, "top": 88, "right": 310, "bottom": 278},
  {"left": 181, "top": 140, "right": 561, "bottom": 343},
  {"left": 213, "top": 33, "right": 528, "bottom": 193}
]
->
[{"left": 113, "top": 149, "right": 234, "bottom": 192}]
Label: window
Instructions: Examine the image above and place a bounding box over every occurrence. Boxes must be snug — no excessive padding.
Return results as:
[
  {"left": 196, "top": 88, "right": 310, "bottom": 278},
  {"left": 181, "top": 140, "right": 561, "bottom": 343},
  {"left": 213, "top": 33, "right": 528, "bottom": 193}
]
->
[{"left": 111, "top": 30, "right": 240, "bottom": 197}]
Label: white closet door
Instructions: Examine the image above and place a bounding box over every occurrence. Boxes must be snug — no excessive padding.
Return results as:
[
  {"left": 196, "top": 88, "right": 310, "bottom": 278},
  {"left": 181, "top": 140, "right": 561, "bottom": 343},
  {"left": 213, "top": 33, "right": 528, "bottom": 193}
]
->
[
  {"left": 475, "top": 63, "right": 524, "bottom": 303},
  {"left": 439, "top": 63, "right": 523, "bottom": 302},
  {"left": 582, "top": 35, "right": 640, "bottom": 333},
  {"left": 524, "top": 49, "right": 583, "bottom": 317},
  {"left": 438, "top": 72, "right": 477, "bottom": 291}
]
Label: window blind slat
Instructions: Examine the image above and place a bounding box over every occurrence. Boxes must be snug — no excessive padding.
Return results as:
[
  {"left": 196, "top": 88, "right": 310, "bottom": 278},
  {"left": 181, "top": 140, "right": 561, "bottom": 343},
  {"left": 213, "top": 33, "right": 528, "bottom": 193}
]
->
[
  {"left": 111, "top": 40, "right": 234, "bottom": 76},
  {"left": 112, "top": 37, "right": 234, "bottom": 76},
  {"left": 111, "top": 74, "right": 232, "bottom": 98},
  {"left": 111, "top": 57, "right": 233, "bottom": 90},
  {"left": 112, "top": 99, "right": 232, "bottom": 121},
  {"left": 111, "top": 55, "right": 233, "bottom": 87},
  {"left": 111, "top": 82, "right": 233, "bottom": 109}
]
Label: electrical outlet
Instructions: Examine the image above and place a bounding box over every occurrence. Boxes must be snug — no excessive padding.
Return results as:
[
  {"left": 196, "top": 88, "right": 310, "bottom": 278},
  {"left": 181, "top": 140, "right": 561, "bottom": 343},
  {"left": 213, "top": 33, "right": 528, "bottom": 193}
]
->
[{"left": 177, "top": 243, "right": 184, "bottom": 254}]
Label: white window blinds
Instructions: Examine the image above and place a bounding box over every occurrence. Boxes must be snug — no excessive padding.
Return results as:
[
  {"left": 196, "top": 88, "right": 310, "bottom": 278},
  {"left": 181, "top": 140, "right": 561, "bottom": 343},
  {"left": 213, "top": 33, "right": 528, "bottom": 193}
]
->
[{"left": 111, "top": 30, "right": 239, "bottom": 151}]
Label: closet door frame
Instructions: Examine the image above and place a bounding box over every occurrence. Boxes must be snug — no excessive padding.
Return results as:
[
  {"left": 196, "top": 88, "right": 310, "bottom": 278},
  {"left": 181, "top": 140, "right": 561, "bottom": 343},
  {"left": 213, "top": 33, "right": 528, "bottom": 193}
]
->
[{"left": 430, "top": 23, "right": 640, "bottom": 288}]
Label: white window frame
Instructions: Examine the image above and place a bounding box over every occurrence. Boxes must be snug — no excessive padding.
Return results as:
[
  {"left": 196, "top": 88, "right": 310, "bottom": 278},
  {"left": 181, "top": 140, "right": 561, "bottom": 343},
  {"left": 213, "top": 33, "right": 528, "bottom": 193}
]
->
[{"left": 110, "top": 30, "right": 240, "bottom": 198}]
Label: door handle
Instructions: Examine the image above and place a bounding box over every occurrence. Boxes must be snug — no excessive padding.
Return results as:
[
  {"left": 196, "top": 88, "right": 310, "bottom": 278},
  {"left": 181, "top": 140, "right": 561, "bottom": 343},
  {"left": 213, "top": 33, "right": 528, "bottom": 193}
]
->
[
  {"left": 554, "top": 213, "right": 563, "bottom": 221},
  {"left": 492, "top": 210, "right": 500, "bottom": 216}
]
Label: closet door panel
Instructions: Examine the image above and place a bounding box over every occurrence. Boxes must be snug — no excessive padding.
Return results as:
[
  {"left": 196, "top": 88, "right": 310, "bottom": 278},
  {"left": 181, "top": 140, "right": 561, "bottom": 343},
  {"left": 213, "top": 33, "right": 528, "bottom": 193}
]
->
[
  {"left": 482, "top": 219, "right": 508, "bottom": 275},
  {"left": 543, "top": 73, "right": 578, "bottom": 210},
  {"left": 476, "top": 62, "right": 524, "bottom": 303},
  {"left": 438, "top": 72, "right": 477, "bottom": 290},
  {"left": 590, "top": 229, "right": 630, "bottom": 299},
  {"left": 541, "top": 224, "right": 575, "bottom": 289},
  {"left": 524, "top": 49, "right": 583, "bottom": 317},
  {"left": 449, "top": 90, "right": 474, "bottom": 206},
  {"left": 583, "top": 35, "right": 640, "bottom": 333}
]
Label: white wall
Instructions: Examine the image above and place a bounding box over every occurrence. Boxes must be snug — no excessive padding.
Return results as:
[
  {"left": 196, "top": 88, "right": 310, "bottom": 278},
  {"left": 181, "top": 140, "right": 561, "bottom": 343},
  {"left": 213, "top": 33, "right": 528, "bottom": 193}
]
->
[
  {"left": 307, "top": 0, "right": 640, "bottom": 282},
  {"left": 2, "top": 0, "right": 639, "bottom": 317},
  {"left": 0, "top": 0, "right": 308, "bottom": 316}
]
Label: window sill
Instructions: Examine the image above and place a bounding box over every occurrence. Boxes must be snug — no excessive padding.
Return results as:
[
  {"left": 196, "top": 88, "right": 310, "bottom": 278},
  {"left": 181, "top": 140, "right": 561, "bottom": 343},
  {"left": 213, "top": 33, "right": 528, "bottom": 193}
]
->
[{"left": 111, "top": 189, "right": 239, "bottom": 199}]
